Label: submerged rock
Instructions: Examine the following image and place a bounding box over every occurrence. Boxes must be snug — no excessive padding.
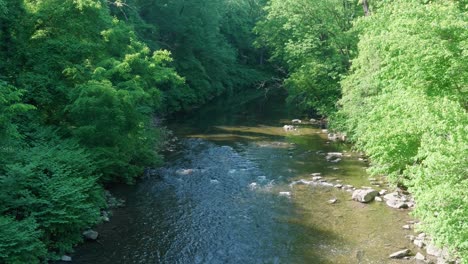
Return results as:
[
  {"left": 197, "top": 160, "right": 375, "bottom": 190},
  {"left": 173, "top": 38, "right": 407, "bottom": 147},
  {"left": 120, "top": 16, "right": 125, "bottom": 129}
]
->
[
  {"left": 352, "top": 189, "right": 379, "bottom": 203},
  {"left": 389, "top": 249, "right": 411, "bottom": 259},
  {"left": 176, "top": 169, "right": 194, "bottom": 175}
]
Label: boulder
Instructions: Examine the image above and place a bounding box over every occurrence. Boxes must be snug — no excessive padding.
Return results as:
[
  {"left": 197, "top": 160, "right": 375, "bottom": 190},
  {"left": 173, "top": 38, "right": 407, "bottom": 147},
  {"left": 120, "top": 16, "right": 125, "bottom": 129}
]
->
[
  {"left": 389, "top": 249, "right": 411, "bottom": 259},
  {"left": 352, "top": 189, "right": 379, "bottom": 203},
  {"left": 283, "top": 125, "right": 295, "bottom": 131},
  {"left": 292, "top": 119, "right": 302, "bottom": 124},
  {"left": 83, "top": 229, "right": 98, "bottom": 240}
]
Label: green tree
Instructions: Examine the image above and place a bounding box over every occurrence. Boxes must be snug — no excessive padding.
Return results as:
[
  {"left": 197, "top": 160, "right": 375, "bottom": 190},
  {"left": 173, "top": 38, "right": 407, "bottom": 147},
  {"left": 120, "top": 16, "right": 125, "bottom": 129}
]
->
[
  {"left": 255, "top": 0, "right": 360, "bottom": 116},
  {"left": 338, "top": 0, "right": 467, "bottom": 259}
]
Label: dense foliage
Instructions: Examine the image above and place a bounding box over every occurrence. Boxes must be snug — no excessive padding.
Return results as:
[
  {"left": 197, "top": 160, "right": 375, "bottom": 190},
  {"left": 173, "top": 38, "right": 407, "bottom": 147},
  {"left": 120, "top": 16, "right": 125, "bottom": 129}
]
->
[
  {"left": 256, "top": 0, "right": 467, "bottom": 261},
  {"left": 255, "top": 0, "right": 361, "bottom": 116},
  {"left": 337, "top": 0, "right": 467, "bottom": 260},
  {"left": 0, "top": 0, "right": 269, "bottom": 262},
  {"left": 1, "top": 0, "right": 466, "bottom": 262}
]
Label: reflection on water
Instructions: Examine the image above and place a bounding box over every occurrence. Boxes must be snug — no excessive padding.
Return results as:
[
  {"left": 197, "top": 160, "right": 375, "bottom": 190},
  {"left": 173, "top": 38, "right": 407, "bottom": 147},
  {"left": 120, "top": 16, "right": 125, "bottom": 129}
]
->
[{"left": 70, "top": 94, "right": 415, "bottom": 264}]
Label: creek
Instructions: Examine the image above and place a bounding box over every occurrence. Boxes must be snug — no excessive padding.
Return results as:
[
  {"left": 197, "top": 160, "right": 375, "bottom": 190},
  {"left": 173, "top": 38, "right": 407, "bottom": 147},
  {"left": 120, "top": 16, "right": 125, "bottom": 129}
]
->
[{"left": 70, "top": 93, "right": 416, "bottom": 263}]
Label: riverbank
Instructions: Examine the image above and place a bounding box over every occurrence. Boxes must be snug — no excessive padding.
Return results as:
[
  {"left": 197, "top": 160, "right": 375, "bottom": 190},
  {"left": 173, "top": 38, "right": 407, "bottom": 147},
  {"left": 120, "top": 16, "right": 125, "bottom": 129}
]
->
[{"left": 58, "top": 95, "right": 441, "bottom": 263}]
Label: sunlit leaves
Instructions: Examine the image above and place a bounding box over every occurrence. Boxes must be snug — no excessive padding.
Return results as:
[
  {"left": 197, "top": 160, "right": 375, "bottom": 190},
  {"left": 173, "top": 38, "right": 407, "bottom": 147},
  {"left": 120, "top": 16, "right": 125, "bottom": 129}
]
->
[{"left": 338, "top": 0, "right": 467, "bottom": 259}]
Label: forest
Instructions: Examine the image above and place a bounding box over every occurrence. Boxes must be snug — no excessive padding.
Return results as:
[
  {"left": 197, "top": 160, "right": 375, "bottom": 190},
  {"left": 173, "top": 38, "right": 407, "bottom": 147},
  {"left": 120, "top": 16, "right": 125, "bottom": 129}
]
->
[{"left": 0, "top": 0, "right": 466, "bottom": 263}]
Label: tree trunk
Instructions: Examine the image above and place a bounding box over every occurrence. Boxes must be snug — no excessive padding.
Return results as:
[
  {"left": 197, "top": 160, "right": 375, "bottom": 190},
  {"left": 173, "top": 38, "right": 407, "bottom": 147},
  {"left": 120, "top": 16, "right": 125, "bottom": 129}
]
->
[{"left": 362, "top": 0, "right": 370, "bottom": 16}]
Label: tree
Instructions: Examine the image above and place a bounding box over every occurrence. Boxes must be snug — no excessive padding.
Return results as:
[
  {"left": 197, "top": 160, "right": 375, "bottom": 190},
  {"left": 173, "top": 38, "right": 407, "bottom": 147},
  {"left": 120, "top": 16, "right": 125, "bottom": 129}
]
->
[
  {"left": 338, "top": 0, "right": 467, "bottom": 259},
  {"left": 255, "top": 0, "right": 361, "bottom": 116}
]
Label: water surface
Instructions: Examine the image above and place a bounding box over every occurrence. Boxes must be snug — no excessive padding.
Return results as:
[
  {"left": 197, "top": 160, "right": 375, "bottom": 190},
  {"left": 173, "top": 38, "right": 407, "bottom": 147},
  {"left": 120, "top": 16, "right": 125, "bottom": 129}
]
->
[{"left": 71, "top": 95, "right": 416, "bottom": 263}]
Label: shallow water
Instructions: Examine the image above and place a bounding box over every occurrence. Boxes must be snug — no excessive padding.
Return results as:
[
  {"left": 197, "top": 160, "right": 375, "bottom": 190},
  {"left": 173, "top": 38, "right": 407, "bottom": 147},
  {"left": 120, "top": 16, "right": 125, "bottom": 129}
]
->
[{"left": 70, "top": 95, "right": 416, "bottom": 263}]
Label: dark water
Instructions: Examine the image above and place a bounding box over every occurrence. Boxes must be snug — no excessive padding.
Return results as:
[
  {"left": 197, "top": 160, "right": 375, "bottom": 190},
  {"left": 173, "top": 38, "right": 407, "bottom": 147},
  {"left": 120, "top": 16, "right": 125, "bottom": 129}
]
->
[{"left": 70, "top": 94, "right": 416, "bottom": 263}]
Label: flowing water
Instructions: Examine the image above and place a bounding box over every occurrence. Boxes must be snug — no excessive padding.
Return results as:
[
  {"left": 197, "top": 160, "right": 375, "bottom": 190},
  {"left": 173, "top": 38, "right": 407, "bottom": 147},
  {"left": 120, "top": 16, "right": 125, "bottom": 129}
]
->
[{"left": 70, "top": 94, "right": 417, "bottom": 264}]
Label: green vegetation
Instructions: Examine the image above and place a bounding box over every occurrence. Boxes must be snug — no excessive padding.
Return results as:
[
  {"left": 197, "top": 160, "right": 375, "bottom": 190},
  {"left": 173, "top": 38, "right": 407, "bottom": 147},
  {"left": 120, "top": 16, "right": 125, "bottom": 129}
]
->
[
  {"left": 0, "top": 0, "right": 268, "bottom": 262},
  {"left": 255, "top": 0, "right": 466, "bottom": 261},
  {"left": 1, "top": 0, "right": 466, "bottom": 262},
  {"left": 255, "top": 0, "right": 360, "bottom": 116},
  {"left": 338, "top": 0, "right": 467, "bottom": 258}
]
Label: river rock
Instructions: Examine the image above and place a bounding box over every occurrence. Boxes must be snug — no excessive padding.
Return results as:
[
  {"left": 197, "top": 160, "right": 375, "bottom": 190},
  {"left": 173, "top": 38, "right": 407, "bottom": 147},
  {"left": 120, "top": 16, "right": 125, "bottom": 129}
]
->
[
  {"left": 389, "top": 249, "right": 411, "bottom": 259},
  {"left": 328, "top": 198, "right": 338, "bottom": 204},
  {"left": 279, "top": 192, "right": 291, "bottom": 197},
  {"left": 320, "top": 182, "right": 334, "bottom": 187},
  {"left": 326, "top": 152, "right": 343, "bottom": 160},
  {"left": 375, "top": 196, "right": 383, "bottom": 202},
  {"left": 61, "top": 255, "right": 72, "bottom": 262},
  {"left": 249, "top": 182, "right": 258, "bottom": 189},
  {"left": 83, "top": 230, "right": 98, "bottom": 240},
  {"left": 334, "top": 184, "right": 343, "bottom": 189},
  {"left": 386, "top": 199, "right": 409, "bottom": 209},
  {"left": 402, "top": 224, "right": 411, "bottom": 230},
  {"left": 414, "top": 238, "right": 425, "bottom": 248},
  {"left": 312, "top": 176, "right": 322, "bottom": 181},
  {"left": 379, "top": 189, "right": 388, "bottom": 196},
  {"left": 283, "top": 125, "right": 295, "bottom": 131},
  {"left": 352, "top": 189, "right": 379, "bottom": 203},
  {"left": 292, "top": 119, "right": 302, "bottom": 124},
  {"left": 176, "top": 169, "right": 194, "bottom": 175},
  {"left": 297, "top": 179, "right": 313, "bottom": 185},
  {"left": 101, "top": 211, "right": 110, "bottom": 222},
  {"left": 311, "top": 172, "right": 321, "bottom": 177},
  {"left": 426, "top": 244, "right": 442, "bottom": 257},
  {"left": 384, "top": 192, "right": 410, "bottom": 208},
  {"left": 415, "top": 252, "right": 425, "bottom": 261}
]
